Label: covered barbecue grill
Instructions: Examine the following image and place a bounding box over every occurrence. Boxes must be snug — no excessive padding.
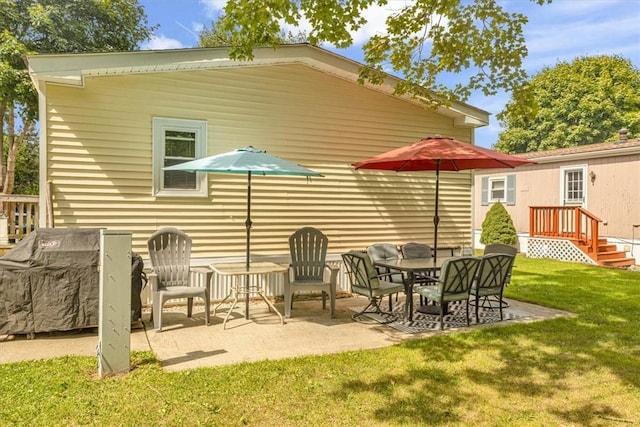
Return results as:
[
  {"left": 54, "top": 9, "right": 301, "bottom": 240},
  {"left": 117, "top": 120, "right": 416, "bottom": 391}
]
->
[{"left": 0, "top": 228, "right": 101, "bottom": 337}]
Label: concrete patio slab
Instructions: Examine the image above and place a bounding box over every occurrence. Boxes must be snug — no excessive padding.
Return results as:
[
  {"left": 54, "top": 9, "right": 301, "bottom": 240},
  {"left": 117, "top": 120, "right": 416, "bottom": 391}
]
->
[{"left": 0, "top": 296, "right": 572, "bottom": 371}]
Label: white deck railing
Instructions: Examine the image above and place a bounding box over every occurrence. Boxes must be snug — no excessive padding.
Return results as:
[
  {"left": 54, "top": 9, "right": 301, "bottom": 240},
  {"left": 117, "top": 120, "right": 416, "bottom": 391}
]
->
[{"left": 0, "top": 195, "right": 39, "bottom": 244}]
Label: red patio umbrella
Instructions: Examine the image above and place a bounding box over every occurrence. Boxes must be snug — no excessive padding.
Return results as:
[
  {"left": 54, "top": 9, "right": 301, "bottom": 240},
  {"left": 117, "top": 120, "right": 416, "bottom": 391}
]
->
[{"left": 352, "top": 136, "right": 535, "bottom": 260}]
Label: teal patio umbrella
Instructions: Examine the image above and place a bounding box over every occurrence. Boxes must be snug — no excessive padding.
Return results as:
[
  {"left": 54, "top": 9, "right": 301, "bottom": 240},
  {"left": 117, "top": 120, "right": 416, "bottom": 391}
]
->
[{"left": 164, "top": 146, "right": 322, "bottom": 270}]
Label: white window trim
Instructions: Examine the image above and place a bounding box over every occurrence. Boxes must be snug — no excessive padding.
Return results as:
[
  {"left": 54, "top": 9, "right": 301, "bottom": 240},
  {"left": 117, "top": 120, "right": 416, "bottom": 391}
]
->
[
  {"left": 559, "top": 164, "right": 587, "bottom": 207},
  {"left": 152, "top": 117, "right": 208, "bottom": 197},
  {"left": 488, "top": 176, "right": 507, "bottom": 203}
]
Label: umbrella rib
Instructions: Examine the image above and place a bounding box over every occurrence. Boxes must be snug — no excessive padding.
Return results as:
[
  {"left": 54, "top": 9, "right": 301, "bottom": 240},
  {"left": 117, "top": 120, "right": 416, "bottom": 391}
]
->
[
  {"left": 397, "top": 159, "right": 416, "bottom": 172},
  {"left": 494, "top": 159, "right": 518, "bottom": 168}
]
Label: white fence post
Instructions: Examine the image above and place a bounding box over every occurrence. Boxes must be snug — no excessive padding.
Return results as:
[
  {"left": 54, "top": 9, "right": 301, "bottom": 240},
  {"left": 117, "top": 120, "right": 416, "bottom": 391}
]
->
[{"left": 0, "top": 213, "right": 8, "bottom": 245}]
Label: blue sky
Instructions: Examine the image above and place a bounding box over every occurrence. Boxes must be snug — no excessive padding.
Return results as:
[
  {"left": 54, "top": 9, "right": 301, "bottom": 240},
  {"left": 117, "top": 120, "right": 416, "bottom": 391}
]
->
[{"left": 138, "top": 0, "right": 640, "bottom": 148}]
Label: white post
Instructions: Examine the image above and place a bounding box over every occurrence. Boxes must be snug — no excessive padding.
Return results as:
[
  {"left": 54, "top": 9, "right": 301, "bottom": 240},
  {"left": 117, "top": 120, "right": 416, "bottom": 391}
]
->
[
  {"left": 98, "top": 229, "right": 132, "bottom": 377},
  {"left": 0, "top": 212, "right": 8, "bottom": 245}
]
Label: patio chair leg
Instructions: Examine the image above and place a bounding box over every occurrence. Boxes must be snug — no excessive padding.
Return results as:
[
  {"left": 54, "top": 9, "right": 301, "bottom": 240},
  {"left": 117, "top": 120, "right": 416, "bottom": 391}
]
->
[
  {"left": 465, "top": 300, "right": 470, "bottom": 327},
  {"left": 154, "top": 305, "right": 163, "bottom": 332},
  {"left": 352, "top": 298, "right": 396, "bottom": 323},
  {"left": 204, "top": 293, "right": 210, "bottom": 326},
  {"left": 329, "top": 285, "right": 336, "bottom": 318},
  {"left": 351, "top": 300, "right": 377, "bottom": 320}
]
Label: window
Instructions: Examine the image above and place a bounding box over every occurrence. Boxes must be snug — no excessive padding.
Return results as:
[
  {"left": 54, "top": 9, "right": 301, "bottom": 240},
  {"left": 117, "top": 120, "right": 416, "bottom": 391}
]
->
[
  {"left": 560, "top": 165, "right": 586, "bottom": 206},
  {"left": 489, "top": 177, "right": 506, "bottom": 202},
  {"left": 565, "top": 170, "right": 583, "bottom": 202},
  {"left": 152, "top": 118, "right": 207, "bottom": 197},
  {"left": 481, "top": 175, "right": 515, "bottom": 206}
]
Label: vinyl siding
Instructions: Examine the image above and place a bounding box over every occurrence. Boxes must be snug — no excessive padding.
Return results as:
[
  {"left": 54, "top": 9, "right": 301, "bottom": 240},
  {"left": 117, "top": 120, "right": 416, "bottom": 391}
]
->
[
  {"left": 473, "top": 154, "right": 640, "bottom": 239},
  {"left": 45, "top": 63, "right": 474, "bottom": 260}
]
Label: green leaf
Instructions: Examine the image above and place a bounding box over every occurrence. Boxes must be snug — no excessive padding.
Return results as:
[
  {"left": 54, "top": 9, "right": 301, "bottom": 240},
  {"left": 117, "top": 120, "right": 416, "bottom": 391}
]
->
[
  {"left": 201, "top": 0, "right": 551, "bottom": 107},
  {"left": 0, "top": 0, "right": 156, "bottom": 194},
  {"left": 496, "top": 55, "right": 640, "bottom": 153}
]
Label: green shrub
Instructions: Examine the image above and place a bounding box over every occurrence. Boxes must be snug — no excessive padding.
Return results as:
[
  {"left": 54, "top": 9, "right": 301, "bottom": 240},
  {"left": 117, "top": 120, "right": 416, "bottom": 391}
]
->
[{"left": 480, "top": 202, "right": 517, "bottom": 245}]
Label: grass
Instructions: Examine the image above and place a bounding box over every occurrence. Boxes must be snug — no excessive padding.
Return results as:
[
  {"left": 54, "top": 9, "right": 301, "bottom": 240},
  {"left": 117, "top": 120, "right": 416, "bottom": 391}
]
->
[{"left": 1, "top": 257, "right": 639, "bottom": 426}]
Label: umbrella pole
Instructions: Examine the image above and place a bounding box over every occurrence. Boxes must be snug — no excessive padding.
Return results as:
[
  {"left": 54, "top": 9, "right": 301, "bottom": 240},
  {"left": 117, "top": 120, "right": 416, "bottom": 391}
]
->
[
  {"left": 245, "top": 171, "right": 253, "bottom": 271},
  {"left": 433, "top": 161, "right": 440, "bottom": 262},
  {"left": 244, "top": 171, "right": 253, "bottom": 319}
]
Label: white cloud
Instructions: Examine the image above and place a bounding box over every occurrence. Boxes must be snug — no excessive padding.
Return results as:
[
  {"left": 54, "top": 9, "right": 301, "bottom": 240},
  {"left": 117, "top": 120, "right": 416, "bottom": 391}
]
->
[
  {"left": 522, "top": 1, "right": 640, "bottom": 73},
  {"left": 280, "top": 14, "right": 312, "bottom": 38},
  {"left": 199, "top": 0, "right": 226, "bottom": 19},
  {"left": 142, "top": 35, "right": 185, "bottom": 50},
  {"left": 325, "top": 2, "right": 432, "bottom": 46},
  {"left": 350, "top": 3, "right": 394, "bottom": 45},
  {"left": 194, "top": 0, "right": 428, "bottom": 51},
  {"left": 192, "top": 22, "right": 205, "bottom": 34},
  {"left": 548, "top": 0, "right": 631, "bottom": 15}
]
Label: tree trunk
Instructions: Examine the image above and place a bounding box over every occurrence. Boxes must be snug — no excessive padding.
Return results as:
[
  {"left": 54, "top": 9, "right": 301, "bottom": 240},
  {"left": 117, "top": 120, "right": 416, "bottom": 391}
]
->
[
  {"left": 0, "top": 101, "right": 6, "bottom": 193},
  {"left": 3, "top": 107, "right": 33, "bottom": 196}
]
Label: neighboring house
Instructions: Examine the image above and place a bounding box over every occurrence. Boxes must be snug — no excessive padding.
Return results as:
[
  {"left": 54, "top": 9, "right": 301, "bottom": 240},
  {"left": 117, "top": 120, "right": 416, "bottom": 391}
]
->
[
  {"left": 473, "top": 130, "right": 639, "bottom": 267},
  {"left": 27, "top": 44, "right": 489, "bottom": 271}
]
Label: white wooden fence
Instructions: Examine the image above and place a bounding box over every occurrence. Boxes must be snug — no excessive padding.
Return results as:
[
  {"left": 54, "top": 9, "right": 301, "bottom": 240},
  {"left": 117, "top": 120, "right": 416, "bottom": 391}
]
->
[{"left": 0, "top": 195, "right": 38, "bottom": 244}]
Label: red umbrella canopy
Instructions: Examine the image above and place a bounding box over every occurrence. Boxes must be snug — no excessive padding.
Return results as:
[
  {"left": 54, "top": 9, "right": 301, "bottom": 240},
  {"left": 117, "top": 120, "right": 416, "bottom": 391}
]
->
[
  {"left": 352, "top": 136, "right": 535, "bottom": 261},
  {"left": 352, "top": 136, "right": 534, "bottom": 172}
]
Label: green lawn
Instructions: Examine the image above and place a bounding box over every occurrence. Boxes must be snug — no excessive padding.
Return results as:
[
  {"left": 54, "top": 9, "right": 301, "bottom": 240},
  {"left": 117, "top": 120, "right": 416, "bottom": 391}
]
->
[{"left": 1, "top": 257, "right": 639, "bottom": 426}]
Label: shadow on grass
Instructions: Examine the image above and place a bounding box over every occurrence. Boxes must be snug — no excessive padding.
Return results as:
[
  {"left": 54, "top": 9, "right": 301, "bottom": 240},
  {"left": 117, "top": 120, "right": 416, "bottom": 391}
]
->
[{"left": 330, "top": 260, "right": 640, "bottom": 425}]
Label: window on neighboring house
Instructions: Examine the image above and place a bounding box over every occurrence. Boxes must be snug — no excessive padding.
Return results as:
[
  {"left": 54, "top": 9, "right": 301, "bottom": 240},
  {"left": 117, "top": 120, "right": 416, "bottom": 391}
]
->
[
  {"left": 489, "top": 177, "right": 506, "bottom": 202},
  {"left": 152, "top": 118, "right": 207, "bottom": 197},
  {"left": 481, "top": 174, "right": 516, "bottom": 206},
  {"left": 563, "top": 168, "right": 584, "bottom": 205}
]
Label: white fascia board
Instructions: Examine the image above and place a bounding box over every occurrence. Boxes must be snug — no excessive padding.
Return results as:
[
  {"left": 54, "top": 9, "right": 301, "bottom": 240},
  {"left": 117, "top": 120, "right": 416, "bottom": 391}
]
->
[{"left": 453, "top": 112, "right": 490, "bottom": 128}]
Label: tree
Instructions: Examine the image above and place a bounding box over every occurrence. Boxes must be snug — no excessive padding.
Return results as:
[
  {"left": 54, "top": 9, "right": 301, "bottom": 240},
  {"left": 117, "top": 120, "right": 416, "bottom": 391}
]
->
[
  {"left": 0, "top": 0, "right": 156, "bottom": 195},
  {"left": 13, "top": 135, "right": 38, "bottom": 195},
  {"left": 0, "top": 30, "right": 37, "bottom": 196},
  {"left": 207, "top": 0, "right": 549, "bottom": 106},
  {"left": 480, "top": 202, "right": 517, "bottom": 245},
  {"left": 200, "top": 19, "right": 308, "bottom": 47},
  {"left": 495, "top": 55, "right": 640, "bottom": 153}
]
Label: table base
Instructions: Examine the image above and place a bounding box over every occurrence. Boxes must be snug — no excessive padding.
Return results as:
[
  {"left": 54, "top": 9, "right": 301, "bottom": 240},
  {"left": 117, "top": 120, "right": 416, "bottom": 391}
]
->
[
  {"left": 210, "top": 262, "right": 287, "bottom": 329},
  {"left": 416, "top": 303, "right": 449, "bottom": 316},
  {"left": 213, "top": 284, "right": 284, "bottom": 329}
]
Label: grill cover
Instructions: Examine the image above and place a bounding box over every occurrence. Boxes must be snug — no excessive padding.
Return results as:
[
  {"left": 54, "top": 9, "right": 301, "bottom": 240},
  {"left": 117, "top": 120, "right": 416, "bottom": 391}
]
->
[{"left": 0, "top": 228, "right": 100, "bottom": 336}]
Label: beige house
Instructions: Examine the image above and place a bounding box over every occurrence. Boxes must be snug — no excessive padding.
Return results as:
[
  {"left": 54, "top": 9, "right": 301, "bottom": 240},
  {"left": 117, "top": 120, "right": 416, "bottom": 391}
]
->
[
  {"left": 27, "top": 44, "right": 489, "bottom": 268},
  {"left": 473, "top": 131, "right": 640, "bottom": 266}
]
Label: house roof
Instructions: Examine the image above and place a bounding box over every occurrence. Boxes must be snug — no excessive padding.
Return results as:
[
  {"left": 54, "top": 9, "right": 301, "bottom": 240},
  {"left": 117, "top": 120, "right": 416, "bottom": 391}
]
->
[
  {"left": 26, "top": 44, "right": 489, "bottom": 129},
  {"left": 517, "top": 138, "right": 640, "bottom": 163}
]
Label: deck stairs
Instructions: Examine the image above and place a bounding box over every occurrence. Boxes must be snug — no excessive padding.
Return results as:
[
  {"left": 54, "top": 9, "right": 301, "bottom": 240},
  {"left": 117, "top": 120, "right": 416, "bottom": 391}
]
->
[
  {"left": 530, "top": 206, "right": 635, "bottom": 268},
  {"left": 571, "top": 238, "right": 635, "bottom": 268}
]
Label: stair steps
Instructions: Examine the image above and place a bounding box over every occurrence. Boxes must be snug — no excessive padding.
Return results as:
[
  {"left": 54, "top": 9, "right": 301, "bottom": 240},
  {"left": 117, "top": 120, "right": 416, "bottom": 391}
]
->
[
  {"left": 573, "top": 239, "right": 635, "bottom": 268},
  {"left": 599, "top": 257, "right": 637, "bottom": 268}
]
